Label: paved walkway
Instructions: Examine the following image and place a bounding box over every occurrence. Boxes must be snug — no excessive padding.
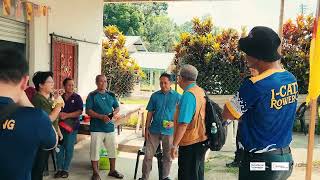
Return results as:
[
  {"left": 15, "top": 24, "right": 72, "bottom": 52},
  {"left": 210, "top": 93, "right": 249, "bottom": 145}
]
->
[
  {"left": 44, "top": 130, "right": 320, "bottom": 180},
  {"left": 45, "top": 132, "right": 178, "bottom": 180},
  {"left": 204, "top": 133, "right": 320, "bottom": 180}
]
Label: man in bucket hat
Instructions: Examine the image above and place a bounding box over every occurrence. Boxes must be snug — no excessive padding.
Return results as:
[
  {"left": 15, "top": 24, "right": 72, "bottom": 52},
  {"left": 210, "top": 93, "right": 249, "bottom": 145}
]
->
[{"left": 222, "top": 26, "right": 298, "bottom": 180}]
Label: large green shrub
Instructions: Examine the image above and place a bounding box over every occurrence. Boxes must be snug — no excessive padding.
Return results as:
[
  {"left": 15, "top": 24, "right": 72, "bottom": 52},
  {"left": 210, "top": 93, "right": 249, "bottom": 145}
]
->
[
  {"left": 174, "top": 17, "right": 246, "bottom": 95},
  {"left": 281, "top": 15, "right": 313, "bottom": 94},
  {"left": 101, "top": 26, "right": 144, "bottom": 97}
]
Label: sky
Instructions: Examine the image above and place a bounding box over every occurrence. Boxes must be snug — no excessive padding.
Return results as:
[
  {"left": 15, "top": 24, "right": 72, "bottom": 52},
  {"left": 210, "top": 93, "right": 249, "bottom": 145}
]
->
[{"left": 167, "top": 0, "right": 317, "bottom": 31}]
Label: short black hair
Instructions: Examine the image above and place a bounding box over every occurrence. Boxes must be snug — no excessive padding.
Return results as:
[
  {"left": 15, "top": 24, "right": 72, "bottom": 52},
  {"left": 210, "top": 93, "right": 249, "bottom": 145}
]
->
[
  {"left": 32, "top": 71, "right": 53, "bottom": 91},
  {"left": 160, "top": 72, "right": 172, "bottom": 82},
  {"left": 63, "top": 77, "right": 73, "bottom": 86},
  {"left": 0, "top": 48, "right": 28, "bottom": 84},
  {"left": 96, "top": 74, "right": 106, "bottom": 83}
]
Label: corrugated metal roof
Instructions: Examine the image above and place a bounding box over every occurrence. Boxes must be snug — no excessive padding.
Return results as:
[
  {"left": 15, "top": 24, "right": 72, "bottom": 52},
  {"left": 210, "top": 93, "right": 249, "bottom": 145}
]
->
[
  {"left": 102, "top": 35, "right": 147, "bottom": 53},
  {"left": 125, "top": 36, "right": 147, "bottom": 53}
]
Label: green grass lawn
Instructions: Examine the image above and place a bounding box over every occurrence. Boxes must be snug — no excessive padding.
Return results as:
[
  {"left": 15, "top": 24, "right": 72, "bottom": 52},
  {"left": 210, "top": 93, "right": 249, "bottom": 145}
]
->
[
  {"left": 120, "top": 98, "right": 149, "bottom": 106},
  {"left": 120, "top": 97, "right": 149, "bottom": 127},
  {"left": 205, "top": 152, "right": 239, "bottom": 175}
]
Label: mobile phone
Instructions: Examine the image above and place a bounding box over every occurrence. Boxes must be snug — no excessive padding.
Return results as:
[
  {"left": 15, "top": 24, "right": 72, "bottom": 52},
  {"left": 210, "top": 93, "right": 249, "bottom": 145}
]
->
[
  {"left": 58, "top": 138, "right": 64, "bottom": 145},
  {"left": 107, "top": 112, "right": 114, "bottom": 119}
]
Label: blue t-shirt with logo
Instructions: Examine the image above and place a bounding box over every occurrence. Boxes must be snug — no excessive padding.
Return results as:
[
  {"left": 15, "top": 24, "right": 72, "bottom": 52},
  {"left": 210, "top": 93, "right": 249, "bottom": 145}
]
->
[
  {"left": 146, "top": 90, "right": 181, "bottom": 135},
  {"left": 86, "top": 91, "right": 119, "bottom": 133},
  {"left": 226, "top": 69, "right": 298, "bottom": 151},
  {"left": 0, "top": 97, "right": 57, "bottom": 180}
]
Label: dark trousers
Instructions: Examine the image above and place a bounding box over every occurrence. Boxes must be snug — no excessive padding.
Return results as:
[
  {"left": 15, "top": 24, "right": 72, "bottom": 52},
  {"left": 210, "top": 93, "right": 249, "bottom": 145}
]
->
[
  {"left": 234, "top": 127, "right": 243, "bottom": 163},
  {"left": 178, "top": 141, "right": 208, "bottom": 180},
  {"left": 239, "top": 151, "right": 293, "bottom": 180},
  {"left": 32, "top": 149, "right": 49, "bottom": 180}
]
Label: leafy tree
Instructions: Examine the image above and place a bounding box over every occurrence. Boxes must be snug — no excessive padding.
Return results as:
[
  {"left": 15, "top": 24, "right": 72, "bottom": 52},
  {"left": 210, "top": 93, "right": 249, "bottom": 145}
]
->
[
  {"left": 143, "top": 15, "right": 177, "bottom": 52},
  {"left": 177, "top": 21, "right": 193, "bottom": 34},
  {"left": 103, "top": 3, "right": 176, "bottom": 52},
  {"left": 174, "top": 17, "right": 246, "bottom": 95},
  {"left": 176, "top": 15, "right": 222, "bottom": 37},
  {"left": 281, "top": 14, "right": 313, "bottom": 94},
  {"left": 103, "top": 4, "right": 144, "bottom": 36},
  {"left": 135, "top": 2, "right": 168, "bottom": 17},
  {"left": 102, "top": 26, "right": 144, "bottom": 97}
]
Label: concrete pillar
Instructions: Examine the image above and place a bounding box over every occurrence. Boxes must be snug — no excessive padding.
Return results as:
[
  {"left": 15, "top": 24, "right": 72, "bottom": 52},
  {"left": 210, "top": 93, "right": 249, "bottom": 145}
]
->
[
  {"left": 154, "top": 70, "right": 161, "bottom": 91},
  {"left": 223, "top": 120, "right": 237, "bottom": 152},
  {"left": 28, "top": 14, "right": 51, "bottom": 79},
  {"left": 149, "top": 69, "right": 154, "bottom": 91}
]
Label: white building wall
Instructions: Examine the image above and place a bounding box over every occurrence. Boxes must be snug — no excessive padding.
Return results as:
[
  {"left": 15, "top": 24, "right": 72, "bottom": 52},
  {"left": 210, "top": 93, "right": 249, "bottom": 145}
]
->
[{"left": 28, "top": 0, "right": 103, "bottom": 97}]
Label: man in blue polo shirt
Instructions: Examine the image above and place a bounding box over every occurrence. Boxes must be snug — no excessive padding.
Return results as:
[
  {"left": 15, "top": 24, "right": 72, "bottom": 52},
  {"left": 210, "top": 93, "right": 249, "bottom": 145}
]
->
[
  {"left": 0, "top": 48, "right": 57, "bottom": 180},
  {"left": 139, "top": 73, "right": 181, "bottom": 180},
  {"left": 86, "top": 75, "right": 123, "bottom": 180},
  {"left": 222, "top": 26, "right": 297, "bottom": 180}
]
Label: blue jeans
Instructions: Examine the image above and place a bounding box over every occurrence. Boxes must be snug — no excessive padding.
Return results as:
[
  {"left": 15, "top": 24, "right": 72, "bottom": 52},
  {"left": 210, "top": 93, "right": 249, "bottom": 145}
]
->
[{"left": 56, "top": 129, "right": 77, "bottom": 171}]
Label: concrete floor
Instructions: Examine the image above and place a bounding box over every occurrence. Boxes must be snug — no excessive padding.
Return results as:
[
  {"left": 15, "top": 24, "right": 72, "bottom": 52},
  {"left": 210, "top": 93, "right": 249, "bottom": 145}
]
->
[
  {"left": 44, "top": 131, "right": 178, "bottom": 180},
  {"left": 44, "top": 131, "right": 320, "bottom": 180}
]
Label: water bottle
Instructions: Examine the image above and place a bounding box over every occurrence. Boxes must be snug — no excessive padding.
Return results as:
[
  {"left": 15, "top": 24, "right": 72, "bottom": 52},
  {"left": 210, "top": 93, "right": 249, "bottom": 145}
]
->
[
  {"left": 55, "top": 145, "right": 60, "bottom": 153},
  {"left": 211, "top": 122, "right": 217, "bottom": 134},
  {"left": 99, "top": 148, "right": 108, "bottom": 157}
]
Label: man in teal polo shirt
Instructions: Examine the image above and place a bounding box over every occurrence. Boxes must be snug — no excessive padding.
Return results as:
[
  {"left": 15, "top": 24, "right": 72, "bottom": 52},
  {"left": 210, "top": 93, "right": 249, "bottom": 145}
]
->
[
  {"left": 86, "top": 75, "right": 123, "bottom": 180},
  {"left": 139, "top": 73, "right": 181, "bottom": 180}
]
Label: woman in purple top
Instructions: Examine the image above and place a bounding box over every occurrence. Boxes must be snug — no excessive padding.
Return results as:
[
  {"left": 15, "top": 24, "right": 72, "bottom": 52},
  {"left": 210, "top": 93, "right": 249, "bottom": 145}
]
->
[{"left": 55, "top": 78, "right": 83, "bottom": 178}]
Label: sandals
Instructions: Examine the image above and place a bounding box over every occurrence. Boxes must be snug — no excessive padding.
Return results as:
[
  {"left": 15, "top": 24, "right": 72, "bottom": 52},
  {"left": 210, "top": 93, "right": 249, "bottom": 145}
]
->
[
  {"left": 54, "top": 170, "right": 69, "bottom": 179},
  {"left": 108, "top": 170, "right": 124, "bottom": 179},
  {"left": 91, "top": 173, "right": 101, "bottom": 180}
]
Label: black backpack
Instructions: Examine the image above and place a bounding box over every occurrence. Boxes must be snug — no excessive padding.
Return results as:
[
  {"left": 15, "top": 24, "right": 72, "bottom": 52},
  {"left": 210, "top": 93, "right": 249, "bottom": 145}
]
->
[{"left": 203, "top": 94, "right": 227, "bottom": 151}]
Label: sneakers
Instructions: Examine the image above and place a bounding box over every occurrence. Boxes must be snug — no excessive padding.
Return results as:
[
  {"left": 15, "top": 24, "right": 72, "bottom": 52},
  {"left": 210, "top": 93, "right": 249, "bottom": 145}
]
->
[
  {"left": 226, "top": 161, "right": 240, "bottom": 168},
  {"left": 91, "top": 173, "right": 101, "bottom": 180},
  {"left": 54, "top": 171, "right": 69, "bottom": 178}
]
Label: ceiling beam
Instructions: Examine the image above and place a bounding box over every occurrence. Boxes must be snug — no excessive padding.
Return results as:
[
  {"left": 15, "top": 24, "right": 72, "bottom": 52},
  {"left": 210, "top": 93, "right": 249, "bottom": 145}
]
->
[{"left": 105, "top": 0, "right": 238, "bottom": 2}]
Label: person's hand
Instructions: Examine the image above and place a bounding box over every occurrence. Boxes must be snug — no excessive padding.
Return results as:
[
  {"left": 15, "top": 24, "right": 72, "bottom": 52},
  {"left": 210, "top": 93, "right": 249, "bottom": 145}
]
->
[
  {"left": 170, "top": 146, "right": 178, "bottom": 160},
  {"left": 54, "top": 96, "right": 65, "bottom": 107},
  {"left": 113, "top": 113, "right": 121, "bottom": 121},
  {"left": 101, "top": 115, "right": 111, "bottom": 123},
  {"left": 55, "top": 103, "right": 64, "bottom": 111},
  {"left": 58, "top": 132, "right": 63, "bottom": 141},
  {"left": 17, "top": 91, "right": 34, "bottom": 107},
  {"left": 59, "top": 112, "right": 68, "bottom": 120}
]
